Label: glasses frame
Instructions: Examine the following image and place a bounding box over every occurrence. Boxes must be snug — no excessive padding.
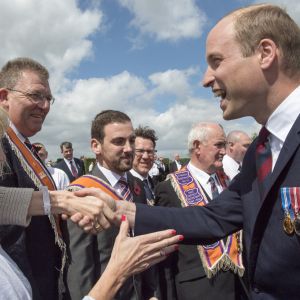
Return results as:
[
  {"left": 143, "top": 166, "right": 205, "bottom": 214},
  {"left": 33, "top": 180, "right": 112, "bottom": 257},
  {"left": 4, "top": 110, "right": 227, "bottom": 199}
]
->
[
  {"left": 7, "top": 88, "right": 55, "bottom": 105},
  {"left": 135, "top": 148, "right": 157, "bottom": 157}
]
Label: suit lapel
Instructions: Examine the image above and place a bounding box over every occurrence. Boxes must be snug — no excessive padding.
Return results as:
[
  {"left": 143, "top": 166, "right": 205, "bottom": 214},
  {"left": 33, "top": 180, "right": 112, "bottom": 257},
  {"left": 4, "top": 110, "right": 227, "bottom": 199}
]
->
[
  {"left": 263, "top": 114, "right": 300, "bottom": 200},
  {"left": 127, "top": 172, "right": 146, "bottom": 204},
  {"left": 91, "top": 165, "right": 109, "bottom": 183}
]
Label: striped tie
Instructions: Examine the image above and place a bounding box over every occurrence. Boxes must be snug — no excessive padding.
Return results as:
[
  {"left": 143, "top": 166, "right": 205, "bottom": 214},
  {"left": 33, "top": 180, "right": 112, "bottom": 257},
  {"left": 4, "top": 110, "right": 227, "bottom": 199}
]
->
[
  {"left": 118, "top": 177, "right": 133, "bottom": 202},
  {"left": 209, "top": 176, "right": 219, "bottom": 200},
  {"left": 256, "top": 126, "right": 272, "bottom": 196},
  {"left": 70, "top": 160, "right": 78, "bottom": 178}
]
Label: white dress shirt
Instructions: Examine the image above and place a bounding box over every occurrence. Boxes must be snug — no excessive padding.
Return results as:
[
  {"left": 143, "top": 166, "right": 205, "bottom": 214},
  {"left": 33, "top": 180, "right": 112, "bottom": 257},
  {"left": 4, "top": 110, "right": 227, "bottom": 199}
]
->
[
  {"left": 97, "top": 163, "right": 127, "bottom": 198},
  {"left": 222, "top": 154, "right": 240, "bottom": 181},
  {"left": 187, "top": 162, "right": 223, "bottom": 200},
  {"left": 266, "top": 85, "right": 300, "bottom": 171}
]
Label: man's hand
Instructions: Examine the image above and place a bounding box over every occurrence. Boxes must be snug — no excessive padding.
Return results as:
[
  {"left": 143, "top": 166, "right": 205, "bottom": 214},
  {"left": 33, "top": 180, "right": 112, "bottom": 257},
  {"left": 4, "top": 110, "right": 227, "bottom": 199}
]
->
[{"left": 51, "top": 190, "right": 115, "bottom": 232}]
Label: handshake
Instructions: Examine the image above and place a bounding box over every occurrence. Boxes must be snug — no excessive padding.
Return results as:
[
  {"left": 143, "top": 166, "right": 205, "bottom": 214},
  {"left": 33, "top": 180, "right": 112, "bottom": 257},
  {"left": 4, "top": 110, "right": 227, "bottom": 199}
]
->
[{"left": 49, "top": 187, "right": 132, "bottom": 233}]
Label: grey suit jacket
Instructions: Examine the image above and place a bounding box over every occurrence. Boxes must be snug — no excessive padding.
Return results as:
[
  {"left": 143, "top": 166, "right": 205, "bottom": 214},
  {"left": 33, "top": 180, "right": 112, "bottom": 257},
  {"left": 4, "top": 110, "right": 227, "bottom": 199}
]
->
[{"left": 67, "top": 165, "right": 147, "bottom": 300}]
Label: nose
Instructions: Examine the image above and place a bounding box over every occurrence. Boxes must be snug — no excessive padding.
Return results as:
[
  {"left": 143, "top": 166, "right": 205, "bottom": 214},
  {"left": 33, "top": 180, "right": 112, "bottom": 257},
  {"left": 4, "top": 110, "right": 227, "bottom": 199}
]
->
[
  {"left": 124, "top": 140, "right": 133, "bottom": 153},
  {"left": 202, "top": 67, "right": 215, "bottom": 88},
  {"left": 36, "top": 98, "right": 50, "bottom": 110}
]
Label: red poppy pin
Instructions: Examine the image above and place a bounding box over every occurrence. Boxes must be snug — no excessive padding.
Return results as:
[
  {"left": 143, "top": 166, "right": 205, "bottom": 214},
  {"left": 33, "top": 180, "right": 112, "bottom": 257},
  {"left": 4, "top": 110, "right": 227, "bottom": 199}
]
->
[{"left": 133, "top": 180, "right": 141, "bottom": 196}]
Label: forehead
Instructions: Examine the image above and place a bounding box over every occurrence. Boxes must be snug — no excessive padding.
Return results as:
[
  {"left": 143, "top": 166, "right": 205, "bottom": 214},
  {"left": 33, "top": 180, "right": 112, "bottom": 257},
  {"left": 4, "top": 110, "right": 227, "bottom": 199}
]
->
[
  {"left": 207, "top": 126, "right": 226, "bottom": 140},
  {"left": 62, "top": 146, "right": 72, "bottom": 151},
  {"left": 103, "top": 121, "right": 133, "bottom": 138},
  {"left": 15, "top": 70, "right": 50, "bottom": 90},
  {"left": 206, "top": 16, "right": 238, "bottom": 58},
  {"left": 135, "top": 137, "right": 154, "bottom": 148}
]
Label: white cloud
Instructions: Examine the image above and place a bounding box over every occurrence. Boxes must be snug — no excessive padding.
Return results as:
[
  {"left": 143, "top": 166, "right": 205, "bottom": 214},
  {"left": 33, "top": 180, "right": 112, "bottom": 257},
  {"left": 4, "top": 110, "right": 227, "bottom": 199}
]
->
[
  {"left": 35, "top": 68, "right": 258, "bottom": 160},
  {"left": 0, "top": 0, "right": 103, "bottom": 91},
  {"left": 118, "top": 0, "right": 207, "bottom": 42}
]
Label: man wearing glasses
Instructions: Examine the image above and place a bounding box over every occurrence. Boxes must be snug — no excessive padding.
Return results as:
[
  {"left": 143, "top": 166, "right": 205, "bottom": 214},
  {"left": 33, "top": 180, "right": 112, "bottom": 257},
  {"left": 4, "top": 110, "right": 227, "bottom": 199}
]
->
[
  {"left": 0, "top": 57, "right": 69, "bottom": 300},
  {"left": 130, "top": 125, "right": 158, "bottom": 206}
]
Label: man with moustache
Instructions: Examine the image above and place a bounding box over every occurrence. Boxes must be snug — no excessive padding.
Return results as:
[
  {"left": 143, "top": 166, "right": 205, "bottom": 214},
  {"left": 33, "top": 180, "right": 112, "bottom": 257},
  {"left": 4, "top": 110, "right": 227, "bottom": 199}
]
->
[{"left": 66, "top": 110, "right": 148, "bottom": 300}]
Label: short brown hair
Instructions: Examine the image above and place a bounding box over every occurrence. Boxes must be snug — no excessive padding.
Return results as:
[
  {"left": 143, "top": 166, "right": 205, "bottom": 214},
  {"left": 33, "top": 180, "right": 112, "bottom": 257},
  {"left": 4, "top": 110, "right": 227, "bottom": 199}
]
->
[
  {"left": 0, "top": 57, "right": 49, "bottom": 89},
  {"left": 231, "top": 4, "right": 300, "bottom": 76},
  {"left": 134, "top": 125, "right": 158, "bottom": 148},
  {"left": 91, "top": 110, "right": 131, "bottom": 142}
]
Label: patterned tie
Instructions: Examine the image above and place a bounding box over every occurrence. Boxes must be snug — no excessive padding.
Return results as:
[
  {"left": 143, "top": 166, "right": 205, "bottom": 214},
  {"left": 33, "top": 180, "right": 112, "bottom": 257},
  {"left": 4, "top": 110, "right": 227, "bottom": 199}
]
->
[
  {"left": 209, "top": 176, "right": 219, "bottom": 200},
  {"left": 118, "top": 177, "right": 133, "bottom": 202},
  {"left": 256, "top": 126, "right": 272, "bottom": 196},
  {"left": 70, "top": 160, "right": 78, "bottom": 178},
  {"left": 143, "top": 179, "right": 154, "bottom": 201}
]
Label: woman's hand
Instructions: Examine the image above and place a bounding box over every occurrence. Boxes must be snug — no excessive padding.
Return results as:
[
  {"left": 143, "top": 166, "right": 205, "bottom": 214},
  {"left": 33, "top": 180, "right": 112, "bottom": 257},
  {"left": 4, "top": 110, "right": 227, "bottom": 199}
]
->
[
  {"left": 87, "top": 215, "right": 183, "bottom": 300},
  {"left": 106, "top": 215, "right": 182, "bottom": 283}
]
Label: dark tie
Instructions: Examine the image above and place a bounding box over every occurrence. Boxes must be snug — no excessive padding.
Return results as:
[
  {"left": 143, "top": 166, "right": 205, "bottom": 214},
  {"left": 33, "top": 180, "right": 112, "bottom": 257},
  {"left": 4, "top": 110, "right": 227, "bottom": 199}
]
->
[
  {"left": 70, "top": 160, "right": 78, "bottom": 178},
  {"left": 24, "top": 138, "right": 39, "bottom": 158},
  {"left": 256, "top": 126, "right": 272, "bottom": 196},
  {"left": 209, "top": 176, "right": 219, "bottom": 200},
  {"left": 119, "top": 177, "right": 133, "bottom": 202},
  {"left": 143, "top": 179, "right": 154, "bottom": 200}
]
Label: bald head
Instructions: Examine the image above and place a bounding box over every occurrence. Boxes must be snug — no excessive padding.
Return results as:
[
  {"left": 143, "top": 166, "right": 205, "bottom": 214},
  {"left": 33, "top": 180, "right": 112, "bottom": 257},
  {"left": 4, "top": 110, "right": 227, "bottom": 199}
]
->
[{"left": 226, "top": 130, "right": 251, "bottom": 163}]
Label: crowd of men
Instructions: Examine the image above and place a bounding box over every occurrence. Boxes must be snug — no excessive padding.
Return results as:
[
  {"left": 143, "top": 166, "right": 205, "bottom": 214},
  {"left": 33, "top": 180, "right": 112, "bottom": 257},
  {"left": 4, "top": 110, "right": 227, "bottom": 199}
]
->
[{"left": 1, "top": 2, "right": 300, "bottom": 300}]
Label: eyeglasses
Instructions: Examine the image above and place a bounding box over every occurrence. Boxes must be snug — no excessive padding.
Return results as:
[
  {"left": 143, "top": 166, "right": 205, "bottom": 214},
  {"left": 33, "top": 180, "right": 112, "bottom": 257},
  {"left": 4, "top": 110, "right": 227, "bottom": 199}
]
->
[
  {"left": 7, "top": 88, "right": 55, "bottom": 105},
  {"left": 135, "top": 148, "right": 157, "bottom": 157}
]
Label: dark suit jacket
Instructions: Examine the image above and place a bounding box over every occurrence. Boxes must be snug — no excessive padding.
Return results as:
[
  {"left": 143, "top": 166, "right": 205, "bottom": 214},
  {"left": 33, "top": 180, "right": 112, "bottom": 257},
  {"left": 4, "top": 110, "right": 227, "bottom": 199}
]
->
[
  {"left": 155, "top": 179, "right": 244, "bottom": 300},
  {"left": 67, "top": 165, "right": 148, "bottom": 300},
  {"left": 169, "top": 161, "right": 180, "bottom": 173},
  {"left": 55, "top": 157, "right": 85, "bottom": 182},
  {"left": 0, "top": 137, "right": 69, "bottom": 300},
  {"left": 135, "top": 114, "right": 300, "bottom": 299}
]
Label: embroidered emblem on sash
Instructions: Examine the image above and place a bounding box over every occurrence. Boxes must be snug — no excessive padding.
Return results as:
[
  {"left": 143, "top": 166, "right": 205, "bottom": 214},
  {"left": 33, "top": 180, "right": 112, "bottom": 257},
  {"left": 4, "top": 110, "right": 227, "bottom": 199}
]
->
[{"left": 169, "top": 166, "right": 244, "bottom": 278}]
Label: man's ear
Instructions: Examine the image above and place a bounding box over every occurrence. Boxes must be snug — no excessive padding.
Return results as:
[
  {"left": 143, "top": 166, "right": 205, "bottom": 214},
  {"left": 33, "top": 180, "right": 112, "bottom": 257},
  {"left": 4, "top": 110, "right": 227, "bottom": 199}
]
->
[
  {"left": 193, "top": 140, "right": 201, "bottom": 154},
  {"left": 257, "top": 38, "right": 278, "bottom": 70},
  {"left": 91, "top": 138, "right": 102, "bottom": 155},
  {"left": 0, "top": 88, "right": 9, "bottom": 111}
]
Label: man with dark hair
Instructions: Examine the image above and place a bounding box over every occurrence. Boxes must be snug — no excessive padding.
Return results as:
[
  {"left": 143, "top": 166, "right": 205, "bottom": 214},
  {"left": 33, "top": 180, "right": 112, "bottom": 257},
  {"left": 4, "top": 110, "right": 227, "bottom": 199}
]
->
[
  {"left": 55, "top": 141, "right": 85, "bottom": 182},
  {"left": 67, "top": 110, "right": 149, "bottom": 300},
  {"left": 0, "top": 57, "right": 69, "bottom": 299},
  {"left": 131, "top": 125, "right": 157, "bottom": 205}
]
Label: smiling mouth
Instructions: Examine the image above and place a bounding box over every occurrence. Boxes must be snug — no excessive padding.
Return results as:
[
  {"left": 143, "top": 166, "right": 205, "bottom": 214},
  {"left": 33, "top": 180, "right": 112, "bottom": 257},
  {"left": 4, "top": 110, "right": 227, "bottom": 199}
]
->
[{"left": 213, "top": 89, "right": 226, "bottom": 100}]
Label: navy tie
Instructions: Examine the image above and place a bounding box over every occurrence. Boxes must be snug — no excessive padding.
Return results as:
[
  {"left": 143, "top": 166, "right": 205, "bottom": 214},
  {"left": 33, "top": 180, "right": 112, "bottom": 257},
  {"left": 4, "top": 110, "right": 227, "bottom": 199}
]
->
[
  {"left": 209, "top": 176, "right": 219, "bottom": 200},
  {"left": 256, "top": 126, "right": 272, "bottom": 197},
  {"left": 143, "top": 179, "right": 154, "bottom": 201}
]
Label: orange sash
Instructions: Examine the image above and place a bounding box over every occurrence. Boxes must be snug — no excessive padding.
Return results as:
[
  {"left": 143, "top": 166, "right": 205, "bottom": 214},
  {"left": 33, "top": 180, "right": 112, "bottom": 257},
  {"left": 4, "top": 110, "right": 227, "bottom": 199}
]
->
[
  {"left": 169, "top": 166, "right": 244, "bottom": 278},
  {"left": 67, "top": 174, "right": 121, "bottom": 200}
]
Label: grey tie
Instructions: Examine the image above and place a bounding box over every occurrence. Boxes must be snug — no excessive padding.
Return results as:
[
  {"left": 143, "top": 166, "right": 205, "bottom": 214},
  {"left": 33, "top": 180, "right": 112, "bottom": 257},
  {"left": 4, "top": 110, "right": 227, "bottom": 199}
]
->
[{"left": 209, "top": 176, "right": 219, "bottom": 200}]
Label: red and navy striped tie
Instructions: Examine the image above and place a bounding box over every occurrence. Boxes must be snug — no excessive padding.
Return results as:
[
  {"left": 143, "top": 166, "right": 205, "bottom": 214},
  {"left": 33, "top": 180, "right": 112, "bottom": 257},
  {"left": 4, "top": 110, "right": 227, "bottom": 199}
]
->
[
  {"left": 118, "top": 177, "right": 133, "bottom": 202},
  {"left": 256, "top": 126, "right": 272, "bottom": 197}
]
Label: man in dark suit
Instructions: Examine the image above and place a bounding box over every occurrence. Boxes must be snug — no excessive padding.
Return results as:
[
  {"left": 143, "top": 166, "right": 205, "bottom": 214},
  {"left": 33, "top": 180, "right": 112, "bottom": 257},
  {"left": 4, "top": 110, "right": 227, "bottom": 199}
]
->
[
  {"left": 55, "top": 141, "right": 85, "bottom": 182},
  {"left": 0, "top": 57, "right": 70, "bottom": 299},
  {"left": 80, "top": 4, "right": 300, "bottom": 299},
  {"left": 169, "top": 154, "right": 182, "bottom": 173},
  {"left": 67, "top": 110, "right": 148, "bottom": 300},
  {"left": 155, "top": 122, "right": 245, "bottom": 300},
  {"left": 130, "top": 125, "right": 159, "bottom": 299}
]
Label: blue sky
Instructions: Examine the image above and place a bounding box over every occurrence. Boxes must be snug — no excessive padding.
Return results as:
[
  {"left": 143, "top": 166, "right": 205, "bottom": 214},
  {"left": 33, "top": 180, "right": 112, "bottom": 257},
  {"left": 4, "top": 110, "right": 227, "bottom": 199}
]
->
[{"left": 0, "top": 0, "right": 297, "bottom": 160}]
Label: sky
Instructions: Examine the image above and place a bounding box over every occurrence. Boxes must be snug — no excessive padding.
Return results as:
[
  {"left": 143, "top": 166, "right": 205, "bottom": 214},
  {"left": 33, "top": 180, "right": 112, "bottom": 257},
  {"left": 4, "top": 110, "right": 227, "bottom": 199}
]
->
[{"left": 1, "top": 0, "right": 299, "bottom": 160}]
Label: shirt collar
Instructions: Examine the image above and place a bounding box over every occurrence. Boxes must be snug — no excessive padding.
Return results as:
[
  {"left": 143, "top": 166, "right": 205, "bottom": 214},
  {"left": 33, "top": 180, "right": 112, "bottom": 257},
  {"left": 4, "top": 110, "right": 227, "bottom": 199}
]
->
[
  {"left": 97, "top": 163, "right": 126, "bottom": 188},
  {"left": 266, "top": 85, "right": 300, "bottom": 143},
  {"left": 187, "top": 161, "right": 211, "bottom": 184},
  {"left": 130, "top": 169, "right": 147, "bottom": 181},
  {"left": 10, "top": 122, "right": 26, "bottom": 143}
]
